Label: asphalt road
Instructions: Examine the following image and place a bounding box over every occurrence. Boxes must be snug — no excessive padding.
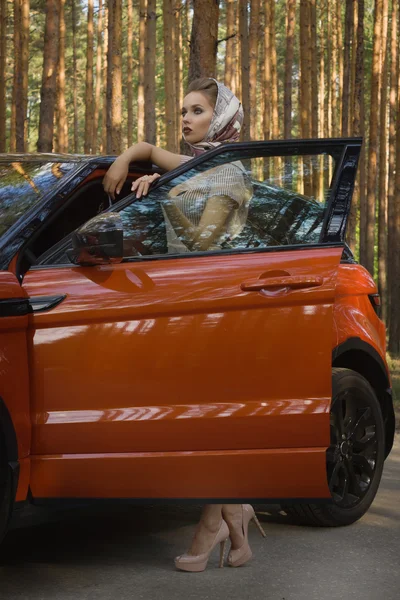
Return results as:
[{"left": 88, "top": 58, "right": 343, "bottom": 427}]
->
[{"left": 0, "top": 437, "right": 399, "bottom": 600}]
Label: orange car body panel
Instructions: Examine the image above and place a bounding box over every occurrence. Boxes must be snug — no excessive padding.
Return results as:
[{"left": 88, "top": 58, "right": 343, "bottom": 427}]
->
[
  {"left": 19, "top": 245, "right": 346, "bottom": 500},
  {"left": 0, "top": 273, "right": 31, "bottom": 501}
]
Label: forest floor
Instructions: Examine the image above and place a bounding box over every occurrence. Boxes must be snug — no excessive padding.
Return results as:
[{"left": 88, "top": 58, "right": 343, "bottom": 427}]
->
[{"left": 387, "top": 353, "right": 400, "bottom": 430}]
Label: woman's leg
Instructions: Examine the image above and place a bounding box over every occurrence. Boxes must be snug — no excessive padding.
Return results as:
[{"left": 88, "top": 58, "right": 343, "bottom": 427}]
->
[
  {"left": 186, "top": 504, "right": 223, "bottom": 555},
  {"left": 222, "top": 504, "right": 245, "bottom": 549}
]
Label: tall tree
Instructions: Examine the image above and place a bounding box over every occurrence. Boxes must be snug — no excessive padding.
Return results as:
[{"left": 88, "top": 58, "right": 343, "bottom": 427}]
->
[
  {"left": 93, "top": 0, "right": 103, "bottom": 152},
  {"left": 188, "top": 0, "right": 219, "bottom": 81},
  {"left": 18, "top": 0, "right": 29, "bottom": 151},
  {"left": 330, "top": 0, "right": 338, "bottom": 135},
  {"left": 138, "top": 0, "right": 147, "bottom": 142},
  {"left": 84, "top": 0, "right": 94, "bottom": 153},
  {"left": 365, "top": 0, "right": 383, "bottom": 275},
  {"left": 71, "top": 0, "right": 79, "bottom": 153},
  {"left": 0, "top": 0, "right": 6, "bottom": 151},
  {"left": 163, "top": 0, "right": 176, "bottom": 150},
  {"left": 389, "top": 41, "right": 400, "bottom": 352},
  {"left": 284, "top": 0, "right": 295, "bottom": 139},
  {"left": 239, "top": 0, "right": 250, "bottom": 140},
  {"left": 249, "top": 0, "right": 259, "bottom": 140},
  {"left": 37, "top": 0, "right": 60, "bottom": 152},
  {"left": 224, "top": 0, "right": 236, "bottom": 92},
  {"left": 388, "top": 0, "right": 399, "bottom": 328},
  {"left": 145, "top": 0, "right": 157, "bottom": 144},
  {"left": 57, "top": 0, "right": 68, "bottom": 153},
  {"left": 377, "top": 0, "right": 389, "bottom": 321},
  {"left": 263, "top": 0, "right": 271, "bottom": 143},
  {"left": 10, "top": 0, "right": 21, "bottom": 152},
  {"left": 102, "top": 1, "right": 108, "bottom": 152},
  {"left": 342, "top": 0, "right": 354, "bottom": 136},
  {"left": 127, "top": 0, "right": 134, "bottom": 146},
  {"left": 174, "top": 0, "right": 183, "bottom": 149},
  {"left": 109, "top": 0, "right": 122, "bottom": 153},
  {"left": 355, "top": 0, "right": 366, "bottom": 266}
]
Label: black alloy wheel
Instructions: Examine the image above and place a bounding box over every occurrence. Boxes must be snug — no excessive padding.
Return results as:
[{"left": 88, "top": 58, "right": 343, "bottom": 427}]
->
[{"left": 282, "top": 368, "right": 386, "bottom": 526}]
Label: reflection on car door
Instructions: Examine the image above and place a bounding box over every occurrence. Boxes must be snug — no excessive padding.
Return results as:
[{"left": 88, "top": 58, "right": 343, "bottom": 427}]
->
[{"left": 23, "top": 243, "right": 342, "bottom": 501}]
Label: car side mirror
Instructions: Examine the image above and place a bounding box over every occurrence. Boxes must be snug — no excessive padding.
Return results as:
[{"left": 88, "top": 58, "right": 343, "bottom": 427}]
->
[{"left": 67, "top": 213, "right": 124, "bottom": 266}]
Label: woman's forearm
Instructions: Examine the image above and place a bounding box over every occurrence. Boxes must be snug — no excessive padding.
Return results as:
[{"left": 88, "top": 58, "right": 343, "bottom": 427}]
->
[
  {"left": 117, "top": 142, "right": 153, "bottom": 165},
  {"left": 118, "top": 142, "right": 182, "bottom": 171}
]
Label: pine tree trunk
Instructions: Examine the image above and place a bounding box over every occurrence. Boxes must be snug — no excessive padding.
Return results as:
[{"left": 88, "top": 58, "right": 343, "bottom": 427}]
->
[
  {"left": 350, "top": 0, "right": 358, "bottom": 126},
  {"left": 388, "top": 0, "right": 398, "bottom": 333},
  {"left": 110, "top": 0, "right": 122, "bottom": 153},
  {"left": 11, "top": 0, "right": 20, "bottom": 152},
  {"left": 0, "top": 0, "right": 6, "bottom": 151},
  {"left": 365, "top": 0, "right": 383, "bottom": 276},
  {"left": 269, "top": 0, "right": 279, "bottom": 140},
  {"left": 71, "top": 0, "right": 79, "bottom": 153},
  {"left": 224, "top": 0, "right": 235, "bottom": 91},
  {"left": 342, "top": 0, "right": 353, "bottom": 136},
  {"left": 145, "top": 0, "right": 157, "bottom": 144},
  {"left": 127, "top": 0, "right": 134, "bottom": 146},
  {"left": 174, "top": 1, "right": 183, "bottom": 150},
  {"left": 355, "top": 0, "right": 366, "bottom": 267},
  {"left": 299, "top": 0, "right": 311, "bottom": 139},
  {"left": 84, "top": 0, "right": 94, "bottom": 153},
  {"left": 389, "top": 41, "right": 400, "bottom": 352},
  {"left": 57, "top": 0, "right": 68, "bottom": 153},
  {"left": 106, "top": 0, "right": 113, "bottom": 153},
  {"left": 310, "top": 0, "right": 318, "bottom": 138},
  {"left": 318, "top": 0, "right": 325, "bottom": 199},
  {"left": 249, "top": 0, "right": 259, "bottom": 140},
  {"left": 377, "top": 0, "right": 389, "bottom": 321},
  {"left": 93, "top": 0, "right": 103, "bottom": 153},
  {"left": 263, "top": 0, "right": 271, "bottom": 142},
  {"left": 284, "top": 0, "right": 295, "bottom": 139},
  {"left": 337, "top": 1, "right": 343, "bottom": 129},
  {"left": 239, "top": 0, "right": 250, "bottom": 141},
  {"left": 330, "top": 0, "right": 338, "bottom": 136},
  {"left": 138, "top": 0, "right": 147, "bottom": 142},
  {"left": 19, "top": 0, "right": 29, "bottom": 151},
  {"left": 188, "top": 0, "right": 219, "bottom": 81},
  {"left": 102, "top": 1, "right": 108, "bottom": 152},
  {"left": 163, "top": 0, "right": 176, "bottom": 150},
  {"left": 37, "top": 0, "right": 60, "bottom": 152}
]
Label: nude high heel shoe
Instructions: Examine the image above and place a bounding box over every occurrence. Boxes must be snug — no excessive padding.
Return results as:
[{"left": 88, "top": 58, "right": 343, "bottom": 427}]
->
[
  {"left": 227, "top": 504, "right": 266, "bottom": 568},
  {"left": 174, "top": 520, "right": 229, "bottom": 572}
]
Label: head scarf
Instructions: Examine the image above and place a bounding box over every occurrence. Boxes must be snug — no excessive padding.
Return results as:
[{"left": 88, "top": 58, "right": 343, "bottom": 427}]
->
[{"left": 184, "top": 79, "right": 243, "bottom": 157}]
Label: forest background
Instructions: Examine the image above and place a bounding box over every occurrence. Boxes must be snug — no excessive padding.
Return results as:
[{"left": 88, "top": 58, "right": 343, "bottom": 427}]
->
[{"left": 1, "top": 0, "right": 400, "bottom": 364}]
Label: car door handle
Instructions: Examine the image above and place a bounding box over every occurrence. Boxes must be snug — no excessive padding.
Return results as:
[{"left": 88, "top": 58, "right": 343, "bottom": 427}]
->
[{"left": 240, "top": 275, "right": 323, "bottom": 292}]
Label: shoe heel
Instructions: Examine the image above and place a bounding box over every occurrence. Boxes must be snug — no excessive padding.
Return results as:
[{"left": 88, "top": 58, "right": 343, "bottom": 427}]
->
[
  {"left": 219, "top": 539, "right": 226, "bottom": 568},
  {"left": 252, "top": 513, "right": 266, "bottom": 538}
]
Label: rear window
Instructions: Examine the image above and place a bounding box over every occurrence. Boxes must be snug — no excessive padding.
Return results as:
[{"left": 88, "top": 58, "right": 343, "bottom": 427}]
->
[{"left": 0, "top": 161, "right": 77, "bottom": 236}]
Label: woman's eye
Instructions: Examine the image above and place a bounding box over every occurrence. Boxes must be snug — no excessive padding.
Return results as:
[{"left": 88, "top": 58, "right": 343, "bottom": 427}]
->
[{"left": 195, "top": 109, "right": 203, "bottom": 114}]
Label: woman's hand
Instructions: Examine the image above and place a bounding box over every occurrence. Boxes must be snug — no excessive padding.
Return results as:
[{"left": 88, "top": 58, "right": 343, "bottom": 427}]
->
[
  {"left": 131, "top": 173, "right": 161, "bottom": 198},
  {"left": 102, "top": 157, "right": 130, "bottom": 199}
]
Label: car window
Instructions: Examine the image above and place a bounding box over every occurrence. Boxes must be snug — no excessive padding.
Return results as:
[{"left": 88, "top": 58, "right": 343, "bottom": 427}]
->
[
  {"left": 118, "top": 152, "right": 334, "bottom": 258},
  {"left": 37, "top": 147, "right": 337, "bottom": 265},
  {"left": 0, "top": 161, "right": 77, "bottom": 236}
]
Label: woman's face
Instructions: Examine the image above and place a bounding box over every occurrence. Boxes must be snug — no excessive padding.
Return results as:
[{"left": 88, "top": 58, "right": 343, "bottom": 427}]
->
[{"left": 181, "top": 91, "right": 215, "bottom": 144}]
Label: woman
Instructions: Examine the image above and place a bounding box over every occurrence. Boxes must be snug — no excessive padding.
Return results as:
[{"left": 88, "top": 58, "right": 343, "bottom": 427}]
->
[{"left": 103, "top": 78, "right": 265, "bottom": 571}]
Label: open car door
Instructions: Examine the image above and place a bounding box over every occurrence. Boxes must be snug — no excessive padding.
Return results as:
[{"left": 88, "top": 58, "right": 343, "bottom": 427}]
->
[{"left": 21, "top": 138, "right": 362, "bottom": 502}]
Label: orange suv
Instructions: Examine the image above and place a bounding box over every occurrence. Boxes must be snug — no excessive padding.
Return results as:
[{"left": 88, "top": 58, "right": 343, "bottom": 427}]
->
[{"left": 0, "top": 139, "right": 395, "bottom": 544}]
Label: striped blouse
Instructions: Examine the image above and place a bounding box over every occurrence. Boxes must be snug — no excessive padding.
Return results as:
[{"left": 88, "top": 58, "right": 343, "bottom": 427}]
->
[{"left": 162, "top": 157, "right": 253, "bottom": 253}]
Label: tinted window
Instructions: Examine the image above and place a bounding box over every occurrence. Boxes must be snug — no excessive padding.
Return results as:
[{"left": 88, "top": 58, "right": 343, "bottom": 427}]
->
[
  {"left": 0, "top": 161, "right": 77, "bottom": 236},
  {"left": 118, "top": 152, "right": 334, "bottom": 257}
]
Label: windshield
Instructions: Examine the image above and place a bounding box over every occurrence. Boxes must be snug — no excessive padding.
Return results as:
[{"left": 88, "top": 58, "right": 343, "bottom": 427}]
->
[{"left": 0, "top": 161, "right": 77, "bottom": 237}]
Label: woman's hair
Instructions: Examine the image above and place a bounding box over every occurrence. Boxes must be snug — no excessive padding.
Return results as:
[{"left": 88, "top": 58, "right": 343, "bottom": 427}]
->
[{"left": 186, "top": 78, "right": 218, "bottom": 108}]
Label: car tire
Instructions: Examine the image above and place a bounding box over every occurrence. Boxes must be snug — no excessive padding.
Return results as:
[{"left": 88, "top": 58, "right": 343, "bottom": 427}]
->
[
  {"left": 281, "top": 368, "right": 385, "bottom": 527},
  {"left": 0, "top": 440, "right": 13, "bottom": 546}
]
